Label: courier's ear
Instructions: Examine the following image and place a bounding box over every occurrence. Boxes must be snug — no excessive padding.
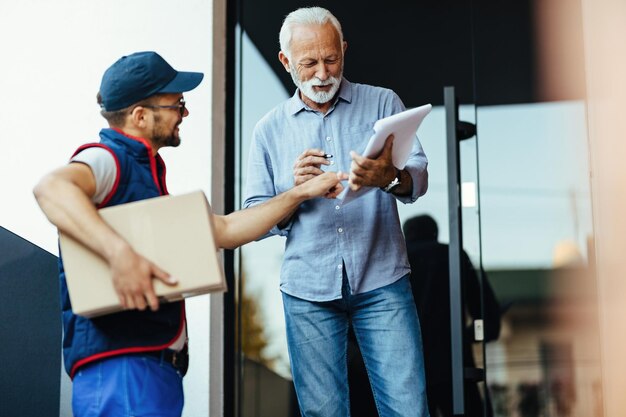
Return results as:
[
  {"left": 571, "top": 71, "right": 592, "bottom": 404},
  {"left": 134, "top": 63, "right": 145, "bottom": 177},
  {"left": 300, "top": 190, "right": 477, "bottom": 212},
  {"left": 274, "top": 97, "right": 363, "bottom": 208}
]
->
[
  {"left": 278, "top": 51, "right": 291, "bottom": 72},
  {"left": 128, "top": 105, "right": 150, "bottom": 130}
]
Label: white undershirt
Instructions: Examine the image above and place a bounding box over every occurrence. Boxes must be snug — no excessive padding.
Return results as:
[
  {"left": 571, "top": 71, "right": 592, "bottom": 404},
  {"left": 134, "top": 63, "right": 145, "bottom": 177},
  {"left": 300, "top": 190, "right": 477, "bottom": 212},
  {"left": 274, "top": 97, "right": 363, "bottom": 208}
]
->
[
  {"left": 71, "top": 147, "right": 187, "bottom": 351},
  {"left": 71, "top": 147, "right": 117, "bottom": 204}
]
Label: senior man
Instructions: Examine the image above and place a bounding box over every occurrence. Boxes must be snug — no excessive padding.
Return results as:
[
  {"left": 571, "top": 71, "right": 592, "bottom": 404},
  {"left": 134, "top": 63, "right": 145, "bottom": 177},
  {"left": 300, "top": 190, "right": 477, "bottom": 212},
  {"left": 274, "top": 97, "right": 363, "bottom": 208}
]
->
[{"left": 244, "top": 7, "right": 430, "bottom": 417}]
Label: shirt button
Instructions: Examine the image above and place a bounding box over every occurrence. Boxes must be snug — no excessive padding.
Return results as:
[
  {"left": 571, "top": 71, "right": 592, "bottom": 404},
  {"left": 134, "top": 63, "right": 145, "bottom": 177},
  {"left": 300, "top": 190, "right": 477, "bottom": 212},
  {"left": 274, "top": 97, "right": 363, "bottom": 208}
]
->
[
  {"left": 335, "top": 205, "right": 340, "bottom": 210},
  {"left": 337, "top": 264, "right": 342, "bottom": 269},
  {"left": 329, "top": 161, "right": 335, "bottom": 165},
  {"left": 338, "top": 227, "right": 344, "bottom": 233},
  {"left": 326, "top": 136, "right": 332, "bottom": 142}
]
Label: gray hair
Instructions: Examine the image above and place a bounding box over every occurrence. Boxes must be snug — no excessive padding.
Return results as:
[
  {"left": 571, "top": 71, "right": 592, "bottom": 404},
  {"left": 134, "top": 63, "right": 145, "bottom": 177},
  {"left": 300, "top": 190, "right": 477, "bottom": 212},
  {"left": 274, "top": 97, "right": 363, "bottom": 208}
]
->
[{"left": 279, "top": 7, "right": 344, "bottom": 59}]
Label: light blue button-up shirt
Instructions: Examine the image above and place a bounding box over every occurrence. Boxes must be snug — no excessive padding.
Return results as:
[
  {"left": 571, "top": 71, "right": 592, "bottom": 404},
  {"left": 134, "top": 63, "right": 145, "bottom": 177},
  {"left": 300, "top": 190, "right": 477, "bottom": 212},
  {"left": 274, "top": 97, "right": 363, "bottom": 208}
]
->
[{"left": 244, "top": 79, "right": 428, "bottom": 302}]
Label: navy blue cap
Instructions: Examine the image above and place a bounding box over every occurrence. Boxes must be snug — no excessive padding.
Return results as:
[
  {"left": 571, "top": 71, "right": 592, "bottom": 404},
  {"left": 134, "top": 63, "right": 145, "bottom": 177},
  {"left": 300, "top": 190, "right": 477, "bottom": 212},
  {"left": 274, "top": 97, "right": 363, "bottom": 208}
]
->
[{"left": 99, "top": 51, "right": 204, "bottom": 111}]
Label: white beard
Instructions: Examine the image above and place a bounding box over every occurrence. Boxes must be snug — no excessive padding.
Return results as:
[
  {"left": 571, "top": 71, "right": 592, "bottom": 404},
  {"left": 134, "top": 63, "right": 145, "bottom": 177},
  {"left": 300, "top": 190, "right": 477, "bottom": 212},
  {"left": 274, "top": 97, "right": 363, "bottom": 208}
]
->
[{"left": 290, "top": 64, "right": 342, "bottom": 104}]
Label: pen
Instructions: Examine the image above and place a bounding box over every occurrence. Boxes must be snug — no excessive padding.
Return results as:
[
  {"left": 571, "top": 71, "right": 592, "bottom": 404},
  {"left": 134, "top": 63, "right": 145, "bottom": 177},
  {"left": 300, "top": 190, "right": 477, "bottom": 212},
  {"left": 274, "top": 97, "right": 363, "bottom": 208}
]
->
[{"left": 323, "top": 154, "right": 333, "bottom": 159}]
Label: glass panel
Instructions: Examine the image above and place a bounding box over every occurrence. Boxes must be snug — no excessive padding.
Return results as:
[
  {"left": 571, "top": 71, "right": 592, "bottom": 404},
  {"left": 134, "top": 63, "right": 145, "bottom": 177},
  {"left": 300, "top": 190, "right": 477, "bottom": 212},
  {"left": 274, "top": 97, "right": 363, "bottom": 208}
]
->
[
  {"left": 471, "top": 0, "right": 603, "bottom": 413},
  {"left": 477, "top": 101, "right": 601, "bottom": 417}
]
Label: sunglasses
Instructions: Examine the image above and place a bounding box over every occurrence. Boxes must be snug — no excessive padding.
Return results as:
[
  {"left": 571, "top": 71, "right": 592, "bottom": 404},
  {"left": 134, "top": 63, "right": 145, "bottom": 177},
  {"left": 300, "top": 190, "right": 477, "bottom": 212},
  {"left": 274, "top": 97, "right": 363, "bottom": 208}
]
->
[{"left": 141, "top": 97, "right": 186, "bottom": 116}]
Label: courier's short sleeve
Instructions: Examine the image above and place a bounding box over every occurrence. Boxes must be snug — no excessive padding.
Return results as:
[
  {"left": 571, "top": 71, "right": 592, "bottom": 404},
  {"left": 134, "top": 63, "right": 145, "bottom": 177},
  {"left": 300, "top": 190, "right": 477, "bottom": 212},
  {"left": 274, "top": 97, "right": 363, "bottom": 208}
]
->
[{"left": 71, "top": 147, "right": 117, "bottom": 205}]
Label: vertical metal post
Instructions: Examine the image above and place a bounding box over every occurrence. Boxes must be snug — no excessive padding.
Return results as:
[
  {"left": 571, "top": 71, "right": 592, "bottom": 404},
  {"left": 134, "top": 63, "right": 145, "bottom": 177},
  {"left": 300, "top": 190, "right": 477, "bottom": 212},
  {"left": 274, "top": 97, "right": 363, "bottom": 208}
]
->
[
  {"left": 445, "top": 86, "right": 465, "bottom": 415},
  {"left": 221, "top": 0, "right": 240, "bottom": 415}
]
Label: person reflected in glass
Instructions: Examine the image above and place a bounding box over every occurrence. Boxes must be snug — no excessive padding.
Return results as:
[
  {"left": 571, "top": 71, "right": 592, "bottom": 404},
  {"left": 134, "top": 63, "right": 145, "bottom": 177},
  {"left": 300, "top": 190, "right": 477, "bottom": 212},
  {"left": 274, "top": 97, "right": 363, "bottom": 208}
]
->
[{"left": 403, "top": 214, "right": 502, "bottom": 417}]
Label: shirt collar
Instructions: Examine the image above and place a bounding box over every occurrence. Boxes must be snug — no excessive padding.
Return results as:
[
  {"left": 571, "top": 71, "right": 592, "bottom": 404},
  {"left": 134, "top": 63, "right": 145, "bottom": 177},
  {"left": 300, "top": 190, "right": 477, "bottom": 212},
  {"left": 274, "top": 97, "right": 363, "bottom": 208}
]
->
[{"left": 287, "top": 78, "right": 353, "bottom": 116}]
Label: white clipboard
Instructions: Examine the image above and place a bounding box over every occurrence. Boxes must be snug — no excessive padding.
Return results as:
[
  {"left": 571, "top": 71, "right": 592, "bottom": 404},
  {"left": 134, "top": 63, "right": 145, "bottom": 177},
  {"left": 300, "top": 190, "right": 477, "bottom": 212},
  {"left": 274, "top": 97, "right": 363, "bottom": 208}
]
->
[{"left": 340, "top": 103, "right": 432, "bottom": 204}]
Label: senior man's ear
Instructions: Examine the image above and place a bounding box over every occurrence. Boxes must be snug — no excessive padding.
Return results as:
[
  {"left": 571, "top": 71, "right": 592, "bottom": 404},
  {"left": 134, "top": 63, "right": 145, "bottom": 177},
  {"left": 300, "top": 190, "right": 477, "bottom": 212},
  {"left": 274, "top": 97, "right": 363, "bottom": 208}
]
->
[{"left": 278, "top": 51, "right": 291, "bottom": 72}]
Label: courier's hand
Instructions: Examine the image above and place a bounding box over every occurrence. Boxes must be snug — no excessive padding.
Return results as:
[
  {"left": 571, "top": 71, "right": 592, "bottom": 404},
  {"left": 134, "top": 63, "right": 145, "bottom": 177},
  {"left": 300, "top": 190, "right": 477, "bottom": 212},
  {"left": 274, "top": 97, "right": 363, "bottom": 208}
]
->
[
  {"left": 109, "top": 243, "right": 177, "bottom": 312},
  {"left": 293, "top": 149, "right": 331, "bottom": 186},
  {"left": 349, "top": 134, "right": 396, "bottom": 191},
  {"left": 297, "top": 171, "right": 348, "bottom": 200}
]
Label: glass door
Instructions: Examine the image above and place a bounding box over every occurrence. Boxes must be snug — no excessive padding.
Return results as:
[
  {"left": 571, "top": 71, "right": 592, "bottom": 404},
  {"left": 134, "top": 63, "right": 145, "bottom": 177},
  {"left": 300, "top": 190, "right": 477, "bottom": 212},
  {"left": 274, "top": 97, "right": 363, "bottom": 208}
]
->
[
  {"left": 229, "top": 0, "right": 602, "bottom": 416},
  {"left": 232, "top": 1, "right": 481, "bottom": 416},
  {"left": 470, "top": 1, "right": 603, "bottom": 416}
]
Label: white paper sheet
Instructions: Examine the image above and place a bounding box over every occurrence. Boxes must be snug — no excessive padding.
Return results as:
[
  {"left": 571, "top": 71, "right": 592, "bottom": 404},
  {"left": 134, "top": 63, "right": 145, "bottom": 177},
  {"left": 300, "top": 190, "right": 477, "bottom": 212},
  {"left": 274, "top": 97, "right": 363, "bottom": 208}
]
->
[{"left": 340, "top": 103, "right": 432, "bottom": 204}]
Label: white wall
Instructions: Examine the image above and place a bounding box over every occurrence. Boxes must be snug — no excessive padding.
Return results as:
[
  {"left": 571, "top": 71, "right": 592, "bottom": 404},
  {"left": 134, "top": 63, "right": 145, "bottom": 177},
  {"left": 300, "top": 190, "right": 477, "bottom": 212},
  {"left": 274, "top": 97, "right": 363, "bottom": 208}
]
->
[{"left": 0, "top": 1, "right": 218, "bottom": 416}]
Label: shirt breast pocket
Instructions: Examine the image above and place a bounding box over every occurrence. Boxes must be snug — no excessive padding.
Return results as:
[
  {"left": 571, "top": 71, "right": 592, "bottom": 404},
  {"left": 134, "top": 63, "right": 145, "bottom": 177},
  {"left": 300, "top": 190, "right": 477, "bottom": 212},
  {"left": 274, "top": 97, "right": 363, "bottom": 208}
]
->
[{"left": 334, "top": 122, "right": 376, "bottom": 168}]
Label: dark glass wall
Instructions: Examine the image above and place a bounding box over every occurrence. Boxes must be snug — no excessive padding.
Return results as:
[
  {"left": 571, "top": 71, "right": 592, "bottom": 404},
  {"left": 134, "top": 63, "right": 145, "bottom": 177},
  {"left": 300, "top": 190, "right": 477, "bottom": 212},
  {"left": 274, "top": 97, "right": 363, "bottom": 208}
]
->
[{"left": 0, "top": 227, "right": 61, "bottom": 417}]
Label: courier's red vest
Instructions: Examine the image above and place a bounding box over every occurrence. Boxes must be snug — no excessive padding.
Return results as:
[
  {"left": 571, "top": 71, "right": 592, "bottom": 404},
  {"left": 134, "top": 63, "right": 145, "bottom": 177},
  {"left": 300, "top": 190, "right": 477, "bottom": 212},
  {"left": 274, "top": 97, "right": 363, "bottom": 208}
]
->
[{"left": 59, "top": 128, "right": 185, "bottom": 378}]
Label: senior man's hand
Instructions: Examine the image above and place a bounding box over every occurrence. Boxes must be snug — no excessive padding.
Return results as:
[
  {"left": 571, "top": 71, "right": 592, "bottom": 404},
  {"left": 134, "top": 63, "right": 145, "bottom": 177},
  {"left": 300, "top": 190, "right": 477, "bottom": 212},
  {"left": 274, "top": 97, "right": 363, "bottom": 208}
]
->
[
  {"left": 349, "top": 134, "right": 397, "bottom": 191},
  {"left": 293, "top": 148, "right": 332, "bottom": 186}
]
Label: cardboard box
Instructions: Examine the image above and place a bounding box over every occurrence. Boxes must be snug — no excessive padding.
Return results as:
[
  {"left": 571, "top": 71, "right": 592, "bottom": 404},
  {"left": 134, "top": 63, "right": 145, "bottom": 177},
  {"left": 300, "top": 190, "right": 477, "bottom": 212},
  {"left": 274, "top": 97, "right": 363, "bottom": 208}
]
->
[{"left": 59, "top": 190, "right": 226, "bottom": 318}]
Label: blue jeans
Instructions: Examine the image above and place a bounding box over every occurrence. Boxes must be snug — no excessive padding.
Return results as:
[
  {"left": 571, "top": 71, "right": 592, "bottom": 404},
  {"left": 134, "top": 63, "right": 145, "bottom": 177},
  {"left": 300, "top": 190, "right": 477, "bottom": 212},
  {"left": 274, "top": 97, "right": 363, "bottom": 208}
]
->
[
  {"left": 72, "top": 355, "right": 184, "bottom": 417},
  {"left": 282, "top": 274, "right": 430, "bottom": 417}
]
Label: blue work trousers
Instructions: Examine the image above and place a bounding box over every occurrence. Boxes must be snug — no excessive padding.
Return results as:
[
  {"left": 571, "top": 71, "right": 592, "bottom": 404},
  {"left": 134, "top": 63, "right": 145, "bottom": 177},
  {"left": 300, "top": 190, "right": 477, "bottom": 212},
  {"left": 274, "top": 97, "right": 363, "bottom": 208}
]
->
[{"left": 72, "top": 354, "right": 184, "bottom": 417}]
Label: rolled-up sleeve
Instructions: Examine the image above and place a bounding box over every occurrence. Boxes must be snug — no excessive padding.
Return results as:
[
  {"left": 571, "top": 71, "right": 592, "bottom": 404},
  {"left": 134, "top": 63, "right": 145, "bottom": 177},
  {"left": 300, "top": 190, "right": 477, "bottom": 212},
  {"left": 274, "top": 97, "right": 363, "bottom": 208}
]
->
[
  {"left": 398, "top": 136, "right": 429, "bottom": 204},
  {"left": 386, "top": 93, "right": 429, "bottom": 204}
]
